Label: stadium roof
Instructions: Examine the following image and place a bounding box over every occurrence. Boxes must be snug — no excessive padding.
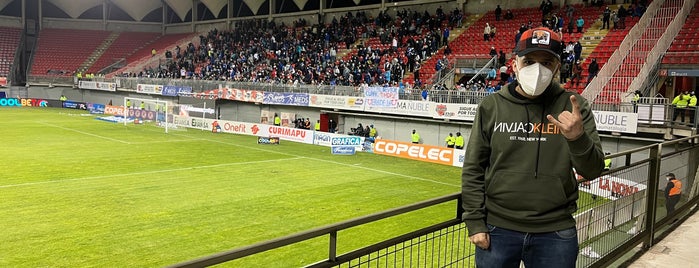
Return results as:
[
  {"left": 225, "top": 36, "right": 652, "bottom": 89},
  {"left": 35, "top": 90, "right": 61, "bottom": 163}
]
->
[{"left": 0, "top": 0, "right": 378, "bottom": 22}]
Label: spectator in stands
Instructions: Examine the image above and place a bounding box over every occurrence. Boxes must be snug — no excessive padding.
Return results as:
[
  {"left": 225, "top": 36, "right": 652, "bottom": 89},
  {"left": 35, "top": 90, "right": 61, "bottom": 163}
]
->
[
  {"left": 151, "top": 48, "right": 156, "bottom": 57},
  {"left": 443, "top": 27, "right": 450, "bottom": 46},
  {"left": 633, "top": 4, "right": 646, "bottom": 18},
  {"left": 561, "top": 60, "right": 570, "bottom": 83},
  {"left": 567, "top": 18, "right": 575, "bottom": 34},
  {"left": 602, "top": 7, "right": 611, "bottom": 30},
  {"left": 498, "top": 51, "right": 506, "bottom": 67},
  {"left": 618, "top": 6, "right": 627, "bottom": 28},
  {"left": 490, "top": 26, "right": 497, "bottom": 40},
  {"left": 504, "top": 10, "right": 514, "bottom": 20},
  {"left": 489, "top": 47, "right": 497, "bottom": 59},
  {"left": 484, "top": 23, "right": 491, "bottom": 41},
  {"left": 574, "top": 41, "right": 583, "bottom": 62},
  {"left": 500, "top": 64, "right": 510, "bottom": 82},
  {"left": 672, "top": 91, "right": 692, "bottom": 123},
  {"left": 462, "top": 26, "right": 604, "bottom": 268},
  {"left": 571, "top": 60, "right": 583, "bottom": 88},
  {"left": 566, "top": 4, "right": 575, "bottom": 18},
  {"left": 576, "top": 16, "right": 585, "bottom": 33},
  {"left": 495, "top": 5, "right": 503, "bottom": 21},
  {"left": 328, "top": 119, "right": 336, "bottom": 133},
  {"left": 486, "top": 67, "right": 497, "bottom": 82},
  {"left": 514, "top": 30, "right": 523, "bottom": 47},
  {"left": 612, "top": 11, "right": 619, "bottom": 30},
  {"left": 587, "top": 58, "right": 599, "bottom": 85}
]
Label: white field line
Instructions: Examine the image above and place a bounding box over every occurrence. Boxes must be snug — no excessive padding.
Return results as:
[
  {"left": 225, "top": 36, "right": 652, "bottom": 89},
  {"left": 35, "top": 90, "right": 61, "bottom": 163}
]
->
[
  {"left": 37, "top": 121, "right": 131, "bottom": 144},
  {"left": 129, "top": 138, "right": 204, "bottom": 144},
  {"left": 0, "top": 157, "right": 302, "bottom": 189},
  {"left": 167, "top": 132, "right": 460, "bottom": 188}
]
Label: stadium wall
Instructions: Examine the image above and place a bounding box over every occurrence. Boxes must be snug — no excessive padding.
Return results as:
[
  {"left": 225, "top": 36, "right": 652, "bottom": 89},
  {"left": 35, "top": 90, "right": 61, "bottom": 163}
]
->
[
  {"left": 42, "top": 17, "right": 162, "bottom": 32},
  {"left": 25, "top": 86, "right": 661, "bottom": 158},
  {"left": 0, "top": 15, "right": 22, "bottom": 28}
]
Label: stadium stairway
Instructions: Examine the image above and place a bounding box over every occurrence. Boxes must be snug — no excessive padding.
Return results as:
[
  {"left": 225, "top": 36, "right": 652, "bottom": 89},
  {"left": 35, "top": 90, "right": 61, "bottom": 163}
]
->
[
  {"left": 401, "top": 13, "right": 482, "bottom": 86},
  {"left": 79, "top": 32, "right": 120, "bottom": 74}
]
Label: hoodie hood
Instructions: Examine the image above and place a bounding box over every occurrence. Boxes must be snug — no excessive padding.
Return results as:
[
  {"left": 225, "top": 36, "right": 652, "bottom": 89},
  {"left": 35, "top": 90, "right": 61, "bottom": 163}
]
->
[{"left": 499, "top": 80, "right": 566, "bottom": 104}]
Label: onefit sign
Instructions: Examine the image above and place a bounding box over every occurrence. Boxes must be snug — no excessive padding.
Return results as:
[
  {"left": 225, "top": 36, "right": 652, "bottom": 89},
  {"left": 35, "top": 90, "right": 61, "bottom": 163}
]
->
[{"left": 373, "top": 140, "right": 453, "bottom": 166}]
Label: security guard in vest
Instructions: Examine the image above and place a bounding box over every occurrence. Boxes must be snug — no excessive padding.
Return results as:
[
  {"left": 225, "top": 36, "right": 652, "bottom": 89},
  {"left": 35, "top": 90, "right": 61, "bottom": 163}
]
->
[
  {"left": 445, "top": 133, "right": 455, "bottom": 148},
  {"left": 672, "top": 90, "right": 691, "bottom": 123},
  {"left": 140, "top": 101, "right": 146, "bottom": 110},
  {"left": 315, "top": 120, "right": 321, "bottom": 131},
  {"left": 274, "top": 113, "right": 281, "bottom": 126},
  {"left": 454, "top": 132, "right": 464, "bottom": 149},
  {"left": 632, "top": 90, "right": 641, "bottom": 113},
  {"left": 126, "top": 99, "right": 132, "bottom": 109},
  {"left": 59, "top": 94, "right": 67, "bottom": 104},
  {"left": 664, "top": 173, "right": 682, "bottom": 216},
  {"left": 604, "top": 152, "right": 612, "bottom": 171},
  {"left": 369, "top": 125, "right": 377, "bottom": 138},
  {"left": 411, "top": 130, "right": 420, "bottom": 144}
]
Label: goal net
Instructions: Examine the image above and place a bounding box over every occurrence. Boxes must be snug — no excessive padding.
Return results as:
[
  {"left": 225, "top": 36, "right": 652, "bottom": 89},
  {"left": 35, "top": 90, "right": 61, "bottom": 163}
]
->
[{"left": 123, "top": 97, "right": 172, "bottom": 133}]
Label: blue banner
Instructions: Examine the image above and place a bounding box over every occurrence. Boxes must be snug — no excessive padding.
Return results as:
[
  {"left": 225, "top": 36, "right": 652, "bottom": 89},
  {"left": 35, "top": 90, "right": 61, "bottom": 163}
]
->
[
  {"left": 364, "top": 87, "right": 399, "bottom": 108},
  {"left": 87, "top": 103, "right": 105, "bottom": 114},
  {"left": 331, "top": 137, "right": 363, "bottom": 146},
  {"left": 331, "top": 146, "right": 356, "bottom": 155},
  {"left": 262, "top": 92, "right": 309, "bottom": 106},
  {"left": 63, "top": 101, "right": 87, "bottom": 110},
  {"left": 162, "top": 85, "right": 193, "bottom": 97}
]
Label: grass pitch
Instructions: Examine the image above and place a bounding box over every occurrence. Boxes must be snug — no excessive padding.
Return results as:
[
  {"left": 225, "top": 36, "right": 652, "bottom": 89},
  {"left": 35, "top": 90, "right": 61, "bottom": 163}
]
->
[{"left": 0, "top": 107, "right": 462, "bottom": 267}]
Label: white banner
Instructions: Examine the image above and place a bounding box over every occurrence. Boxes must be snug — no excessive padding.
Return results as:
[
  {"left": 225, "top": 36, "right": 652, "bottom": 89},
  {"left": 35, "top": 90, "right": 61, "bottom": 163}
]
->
[
  {"left": 136, "top": 84, "right": 163, "bottom": 94},
  {"left": 431, "top": 103, "right": 478, "bottom": 121},
  {"left": 313, "top": 131, "right": 364, "bottom": 149},
  {"left": 172, "top": 116, "right": 314, "bottom": 144},
  {"left": 578, "top": 175, "right": 647, "bottom": 200},
  {"left": 78, "top": 81, "right": 116, "bottom": 91},
  {"left": 593, "top": 110, "right": 638, "bottom": 134},
  {"left": 364, "top": 100, "right": 432, "bottom": 117},
  {"left": 308, "top": 94, "right": 365, "bottom": 111}
]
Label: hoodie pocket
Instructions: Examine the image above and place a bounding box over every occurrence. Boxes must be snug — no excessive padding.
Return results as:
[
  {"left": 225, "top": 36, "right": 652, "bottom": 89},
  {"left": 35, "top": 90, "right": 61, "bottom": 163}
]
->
[{"left": 486, "top": 171, "right": 569, "bottom": 218}]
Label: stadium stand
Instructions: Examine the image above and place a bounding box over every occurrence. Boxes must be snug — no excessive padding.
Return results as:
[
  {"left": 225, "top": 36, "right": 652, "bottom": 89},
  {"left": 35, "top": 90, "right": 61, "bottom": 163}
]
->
[
  {"left": 86, "top": 31, "right": 161, "bottom": 74},
  {"left": 30, "top": 29, "right": 111, "bottom": 76},
  {"left": 662, "top": 1, "right": 699, "bottom": 65},
  {"left": 0, "top": 27, "right": 22, "bottom": 80}
]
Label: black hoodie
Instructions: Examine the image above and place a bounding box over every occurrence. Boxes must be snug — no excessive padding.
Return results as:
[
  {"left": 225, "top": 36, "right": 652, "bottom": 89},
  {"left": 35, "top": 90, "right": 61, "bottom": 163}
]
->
[{"left": 461, "top": 81, "right": 604, "bottom": 235}]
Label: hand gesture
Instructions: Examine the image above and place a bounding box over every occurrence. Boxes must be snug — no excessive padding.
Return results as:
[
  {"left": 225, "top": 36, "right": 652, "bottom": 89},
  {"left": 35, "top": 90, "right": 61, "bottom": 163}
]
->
[
  {"left": 469, "top": 232, "right": 490, "bottom": 250},
  {"left": 547, "top": 95, "right": 584, "bottom": 141}
]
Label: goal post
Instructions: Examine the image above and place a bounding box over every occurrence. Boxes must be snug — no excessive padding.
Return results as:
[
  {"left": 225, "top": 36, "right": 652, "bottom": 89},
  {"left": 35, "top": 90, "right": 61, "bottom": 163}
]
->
[{"left": 123, "top": 97, "right": 170, "bottom": 133}]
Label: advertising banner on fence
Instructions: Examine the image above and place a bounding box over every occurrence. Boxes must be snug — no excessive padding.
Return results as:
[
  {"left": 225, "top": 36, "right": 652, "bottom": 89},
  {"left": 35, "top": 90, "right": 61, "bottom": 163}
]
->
[
  {"left": 313, "top": 133, "right": 364, "bottom": 148},
  {"left": 171, "top": 115, "right": 315, "bottom": 144},
  {"left": 262, "top": 92, "right": 310, "bottom": 106},
  {"left": 0, "top": 98, "right": 48, "bottom": 107},
  {"left": 593, "top": 110, "right": 638, "bottom": 134},
  {"left": 63, "top": 100, "right": 87, "bottom": 110},
  {"left": 162, "top": 85, "right": 193, "bottom": 97},
  {"left": 431, "top": 103, "right": 478, "bottom": 121},
  {"left": 308, "top": 94, "right": 365, "bottom": 111},
  {"left": 87, "top": 103, "right": 105, "bottom": 114},
  {"left": 104, "top": 105, "right": 126, "bottom": 116},
  {"left": 364, "top": 100, "right": 432, "bottom": 117},
  {"left": 78, "top": 81, "right": 117, "bottom": 91},
  {"left": 364, "top": 86, "right": 399, "bottom": 108},
  {"left": 577, "top": 174, "right": 647, "bottom": 200},
  {"left": 136, "top": 84, "right": 163, "bottom": 95},
  {"left": 372, "top": 139, "right": 454, "bottom": 166},
  {"left": 258, "top": 137, "right": 280, "bottom": 144},
  {"left": 127, "top": 108, "right": 159, "bottom": 121}
]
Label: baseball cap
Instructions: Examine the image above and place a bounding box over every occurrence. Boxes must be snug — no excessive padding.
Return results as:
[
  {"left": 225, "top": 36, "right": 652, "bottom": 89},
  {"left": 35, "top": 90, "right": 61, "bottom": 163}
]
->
[{"left": 514, "top": 27, "right": 563, "bottom": 60}]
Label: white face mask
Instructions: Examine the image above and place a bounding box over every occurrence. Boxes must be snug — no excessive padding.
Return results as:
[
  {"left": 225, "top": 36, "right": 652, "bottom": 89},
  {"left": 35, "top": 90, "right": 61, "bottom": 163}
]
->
[{"left": 517, "top": 63, "right": 554, "bottom": 96}]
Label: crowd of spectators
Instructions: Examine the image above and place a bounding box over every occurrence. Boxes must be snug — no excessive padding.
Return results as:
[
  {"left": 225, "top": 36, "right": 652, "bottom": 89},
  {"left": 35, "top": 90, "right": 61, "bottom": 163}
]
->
[{"left": 119, "top": 7, "right": 462, "bottom": 90}]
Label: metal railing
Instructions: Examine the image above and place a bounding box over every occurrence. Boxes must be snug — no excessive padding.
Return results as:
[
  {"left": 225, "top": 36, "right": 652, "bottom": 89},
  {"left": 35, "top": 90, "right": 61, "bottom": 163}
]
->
[{"left": 169, "top": 135, "right": 699, "bottom": 267}]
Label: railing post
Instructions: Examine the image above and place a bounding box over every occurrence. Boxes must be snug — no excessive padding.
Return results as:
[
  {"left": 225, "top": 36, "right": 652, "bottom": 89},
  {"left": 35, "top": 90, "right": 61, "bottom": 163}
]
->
[
  {"left": 643, "top": 143, "right": 662, "bottom": 248},
  {"left": 329, "top": 231, "right": 337, "bottom": 262}
]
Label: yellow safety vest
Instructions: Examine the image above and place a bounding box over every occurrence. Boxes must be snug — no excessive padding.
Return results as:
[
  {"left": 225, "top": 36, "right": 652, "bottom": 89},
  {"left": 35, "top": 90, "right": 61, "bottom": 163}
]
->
[{"left": 411, "top": 132, "right": 420, "bottom": 143}]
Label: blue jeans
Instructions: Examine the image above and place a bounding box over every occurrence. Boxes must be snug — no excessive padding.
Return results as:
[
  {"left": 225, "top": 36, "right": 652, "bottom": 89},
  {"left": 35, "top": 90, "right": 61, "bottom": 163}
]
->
[{"left": 475, "top": 224, "right": 578, "bottom": 268}]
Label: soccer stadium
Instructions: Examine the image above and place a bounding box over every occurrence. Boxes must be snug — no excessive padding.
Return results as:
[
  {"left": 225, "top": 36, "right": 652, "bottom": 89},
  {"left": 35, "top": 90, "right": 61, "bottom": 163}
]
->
[{"left": 0, "top": 0, "right": 698, "bottom": 267}]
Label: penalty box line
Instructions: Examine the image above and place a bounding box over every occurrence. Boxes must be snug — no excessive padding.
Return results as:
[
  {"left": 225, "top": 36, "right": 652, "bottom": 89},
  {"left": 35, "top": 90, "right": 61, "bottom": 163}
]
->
[
  {"left": 169, "top": 132, "right": 460, "bottom": 188},
  {"left": 0, "top": 157, "right": 302, "bottom": 189}
]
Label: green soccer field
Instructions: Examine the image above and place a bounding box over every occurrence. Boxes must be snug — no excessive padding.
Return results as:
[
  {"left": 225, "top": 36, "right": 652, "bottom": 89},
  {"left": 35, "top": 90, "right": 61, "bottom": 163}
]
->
[{"left": 0, "top": 107, "right": 463, "bottom": 267}]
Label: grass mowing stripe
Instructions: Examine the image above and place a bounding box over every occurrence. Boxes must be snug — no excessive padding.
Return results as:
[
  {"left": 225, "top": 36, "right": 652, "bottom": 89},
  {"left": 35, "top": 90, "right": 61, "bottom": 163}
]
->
[
  {"left": 0, "top": 157, "right": 303, "bottom": 189},
  {"left": 167, "top": 132, "right": 460, "bottom": 188},
  {"left": 36, "top": 121, "right": 131, "bottom": 144}
]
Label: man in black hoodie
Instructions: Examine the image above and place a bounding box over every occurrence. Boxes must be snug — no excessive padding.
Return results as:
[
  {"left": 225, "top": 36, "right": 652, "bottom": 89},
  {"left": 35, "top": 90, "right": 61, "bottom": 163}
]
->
[{"left": 462, "top": 27, "right": 604, "bottom": 268}]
